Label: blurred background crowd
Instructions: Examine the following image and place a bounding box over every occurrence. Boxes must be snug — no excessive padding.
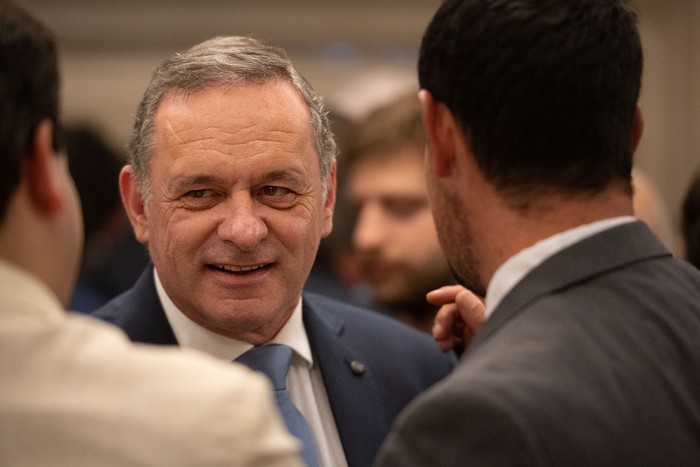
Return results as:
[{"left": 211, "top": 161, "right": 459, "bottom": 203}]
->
[{"left": 16, "top": 0, "right": 700, "bottom": 316}]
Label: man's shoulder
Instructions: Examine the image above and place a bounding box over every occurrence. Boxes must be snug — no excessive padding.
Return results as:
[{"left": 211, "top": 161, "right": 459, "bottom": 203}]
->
[
  {"left": 4, "top": 313, "right": 300, "bottom": 466},
  {"left": 90, "top": 267, "right": 178, "bottom": 345},
  {"left": 303, "top": 292, "right": 455, "bottom": 366},
  {"left": 92, "top": 267, "right": 155, "bottom": 317},
  {"left": 303, "top": 292, "right": 435, "bottom": 341}
]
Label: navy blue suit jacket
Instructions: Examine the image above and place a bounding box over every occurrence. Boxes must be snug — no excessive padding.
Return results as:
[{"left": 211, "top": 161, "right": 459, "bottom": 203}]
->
[{"left": 93, "top": 267, "right": 455, "bottom": 467}]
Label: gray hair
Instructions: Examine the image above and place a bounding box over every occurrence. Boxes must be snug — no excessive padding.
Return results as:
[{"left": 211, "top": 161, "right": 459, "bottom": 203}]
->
[{"left": 129, "top": 36, "right": 337, "bottom": 202}]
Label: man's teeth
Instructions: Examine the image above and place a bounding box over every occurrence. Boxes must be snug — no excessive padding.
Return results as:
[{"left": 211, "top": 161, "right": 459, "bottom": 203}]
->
[{"left": 216, "top": 264, "right": 265, "bottom": 272}]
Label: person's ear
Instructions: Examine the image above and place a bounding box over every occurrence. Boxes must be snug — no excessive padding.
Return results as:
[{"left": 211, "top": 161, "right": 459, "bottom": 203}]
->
[
  {"left": 632, "top": 104, "right": 644, "bottom": 152},
  {"left": 119, "top": 165, "right": 150, "bottom": 244},
  {"left": 25, "top": 119, "right": 64, "bottom": 215},
  {"left": 321, "top": 163, "right": 337, "bottom": 238},
  {"left": 418, "top": 89, "right": 459, "bottom": 177}
]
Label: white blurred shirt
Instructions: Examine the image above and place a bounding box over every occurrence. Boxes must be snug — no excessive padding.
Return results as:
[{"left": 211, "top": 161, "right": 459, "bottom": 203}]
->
[{"left": 0, "top": 260, "right": 300, "bottom": 467}]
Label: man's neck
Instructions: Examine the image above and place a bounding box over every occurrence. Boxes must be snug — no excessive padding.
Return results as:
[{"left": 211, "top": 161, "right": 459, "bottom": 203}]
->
[{"left": 477, "top": 185, "right": 634, "bottom": 289}]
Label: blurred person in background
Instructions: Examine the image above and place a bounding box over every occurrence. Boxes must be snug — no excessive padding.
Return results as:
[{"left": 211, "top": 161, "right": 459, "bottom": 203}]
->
[
  {"left": 304, "top": 109, "right": 372, "bottom": 308},
  {"left": 92, "top": 35, "right": 455, "bottom": 467},
  {"left": 0, "top": 3, "right": 301, "bottom": 465},
  {"left": 681, "top": 169, "right": 700, "bottom": 268},
  {"left": 344, "top": 93, "right": 455, "bottom": 332},
  {"left": 631, "top": 167, "right": 675, "bottom": 251},
  {"left": 66, "top": 125, "right": 147, "bottom": 312}
]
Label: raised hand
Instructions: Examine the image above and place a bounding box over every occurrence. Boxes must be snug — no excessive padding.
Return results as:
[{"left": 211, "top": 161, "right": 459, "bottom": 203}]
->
[{"left": 428, "top": 285, "right": 486, "bottom": 353}]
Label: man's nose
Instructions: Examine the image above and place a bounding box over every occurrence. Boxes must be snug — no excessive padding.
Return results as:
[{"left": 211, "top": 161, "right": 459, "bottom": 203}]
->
[
  {"left": 352, "top": 203, "right": 387, "bottom": 251},
  {"left": 217, "top": 195, "right": 268, "bottom": 251}
]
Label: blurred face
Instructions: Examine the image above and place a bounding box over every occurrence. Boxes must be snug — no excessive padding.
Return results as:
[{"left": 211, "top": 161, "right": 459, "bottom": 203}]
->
[
  {"left": 123, "top": 81, "right": 335, "bottom": 344},
  {"left": 349, "top": 148, "right": 453, "bottom": 307}
]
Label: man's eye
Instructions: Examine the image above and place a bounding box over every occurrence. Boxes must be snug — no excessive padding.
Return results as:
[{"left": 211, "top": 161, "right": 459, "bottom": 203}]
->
[
  {"left": 385, "top": 199, "right": 428, "bottom": 219},
  {"left": 261, "top": 186, "right": 292, "bottom": 197},
  {"left": 185, "top": 189, "right": 209, "bottom": 198},
  {"left": 259, "top": 185, "right": 296, "bottom": 208}
]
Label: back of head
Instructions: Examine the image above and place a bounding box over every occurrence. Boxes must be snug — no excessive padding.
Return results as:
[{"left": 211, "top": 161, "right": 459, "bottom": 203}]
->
[
  {"left": 129, "top": 35, "right": 337, "bottom": 201},
  {"left": 418, "top": 0, "right": 642, "bottom": 201},
  {"left": 0, "top": 0, "right": 61, "bottom": 223}
]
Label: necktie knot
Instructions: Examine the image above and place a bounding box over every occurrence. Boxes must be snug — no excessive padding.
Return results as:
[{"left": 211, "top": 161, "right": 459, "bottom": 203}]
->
[{"left": 236, "top": 344, "right": 293, "bottom": 390}]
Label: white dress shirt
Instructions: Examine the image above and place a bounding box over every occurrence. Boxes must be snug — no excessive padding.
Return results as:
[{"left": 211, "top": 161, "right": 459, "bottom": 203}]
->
[
  {"left": 485, "top": 216, "right": 636, "bottom": 318},
  {"left": 156, "top": 270, "right": 348, "bottom": 467}
]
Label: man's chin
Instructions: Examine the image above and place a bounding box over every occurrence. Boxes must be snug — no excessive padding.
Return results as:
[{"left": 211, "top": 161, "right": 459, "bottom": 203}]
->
[{"left": 450, "top": 265, "right": 486, "bottom": 297}]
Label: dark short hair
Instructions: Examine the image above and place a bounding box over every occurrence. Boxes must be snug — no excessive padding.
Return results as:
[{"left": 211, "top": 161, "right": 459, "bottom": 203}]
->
[
  {"left": 419, "top": 0, "right": 642, "bottom": 203},
  {"left": 0, "top": 1, "right": 62, "bottom": 222}
]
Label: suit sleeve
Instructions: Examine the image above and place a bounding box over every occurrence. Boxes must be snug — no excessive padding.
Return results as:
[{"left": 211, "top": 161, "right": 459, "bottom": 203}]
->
[{"left": 375, "top": 384, "right": 544, "bottom": 467}]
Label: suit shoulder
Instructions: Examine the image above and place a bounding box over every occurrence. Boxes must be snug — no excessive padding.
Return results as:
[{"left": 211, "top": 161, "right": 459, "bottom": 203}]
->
[
  {"left": 377, "top": 377, "right": 543, "bottom": 467},
  {"left": 304, "top": 292, "right": 454, "bottom": 363},
  {"left": 305, "top": 292, "right": 434, "bottom": 338},
  {"left": 5, "top": 313, "right": 301, "bottom": 466},
  {"left": 90, "top": 293, "right": 125, "bottom": 322}
]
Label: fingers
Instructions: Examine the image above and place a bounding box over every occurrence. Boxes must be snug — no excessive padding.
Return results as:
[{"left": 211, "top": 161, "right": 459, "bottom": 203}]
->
[
  {"left": 455, "top": 288, "right": 486, "bottom": 331},
  {"left": 432, "top": 303, "right": 461, "bottom": 352},
  {"left": 433, "top": 303, "right": 458, "bottom": 338},
  {"left": 427, "top": 285, "right": 469, "bottom": 305},
  {"left": 430, "top": 285, "right": 486, "bottom": 353},
  {"left": 433, "top": 302, "right": 466, "bottom": 352}
]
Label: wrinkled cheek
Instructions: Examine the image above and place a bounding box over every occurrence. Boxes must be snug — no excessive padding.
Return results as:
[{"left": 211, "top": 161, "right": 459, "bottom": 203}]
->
[
  {"left": 162, "top": 232, "right": 187, "bottom": 265},
  {"left": 145, "top": 220, "right": 180, "bottom": 267}
]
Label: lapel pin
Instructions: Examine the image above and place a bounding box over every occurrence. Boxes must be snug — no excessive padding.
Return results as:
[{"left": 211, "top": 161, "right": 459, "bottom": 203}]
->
[{"left": 350, "top": 360, "right": 365, "bottom": 376}]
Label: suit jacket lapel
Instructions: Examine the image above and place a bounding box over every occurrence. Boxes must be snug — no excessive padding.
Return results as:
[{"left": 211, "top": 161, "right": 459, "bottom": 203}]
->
[
  {"left": 302, "top": 294, "right": 390, "bottom": 467},
  {"left": 115, "top": 265, "right": 178, "bottom": 345},
  {"left": 470, "top": 221, "right": 670, "bottom": 352}
]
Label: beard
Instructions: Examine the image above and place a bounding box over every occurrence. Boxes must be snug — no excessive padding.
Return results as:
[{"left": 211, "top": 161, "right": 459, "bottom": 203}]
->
[
  {"left": 447, "top": 257, "right": 486, "bottom": 298},
  {"left": 429, "top": 177, "right": 487, "bottom": 297}
]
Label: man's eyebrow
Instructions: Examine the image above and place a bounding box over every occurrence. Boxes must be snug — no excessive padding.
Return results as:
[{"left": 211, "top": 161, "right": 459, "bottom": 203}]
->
[
  {"left": 169, "top": 170, "right": 306, "bottom": 190},
  {"left": 259, "top": 169, "right": 304, "bottom": 184},
  {"left": 171, "top": 174, "right": 221, "bottom": 189}
]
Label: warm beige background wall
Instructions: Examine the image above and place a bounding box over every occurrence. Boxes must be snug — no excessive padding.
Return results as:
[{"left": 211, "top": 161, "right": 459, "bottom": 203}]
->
[{"left": 16, "top": 0, "right": 700, "bottom": 252}]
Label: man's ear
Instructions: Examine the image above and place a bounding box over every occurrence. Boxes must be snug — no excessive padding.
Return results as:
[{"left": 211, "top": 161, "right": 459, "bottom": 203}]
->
[
  {"left": 25, "top": 119, "right": 64, "bottom": 215},
  {"left": 632, "top": 104, "right": 644, "bottom": 152},
  {"left": 418, "top": 89, "right": 459, "bottom": 177},
  {"left": 321, "top": 162, "right": 337, "bottom": 238},
  {"left": 119, "top": 165, "right": 150, "bottom": 244}
]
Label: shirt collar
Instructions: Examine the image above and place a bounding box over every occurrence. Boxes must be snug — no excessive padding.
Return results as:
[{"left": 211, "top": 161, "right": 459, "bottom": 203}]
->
[
  {"left": 485, "top": 216, "right": 636, "bottom": 318},
  {"left": 155, "top": 268, "right": 313, "bottom": 367}
]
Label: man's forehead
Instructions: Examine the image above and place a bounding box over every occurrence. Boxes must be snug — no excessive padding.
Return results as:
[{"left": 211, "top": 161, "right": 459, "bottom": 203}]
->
[{"left": 154, "top": 83, "right": 312, "bottom": 139}]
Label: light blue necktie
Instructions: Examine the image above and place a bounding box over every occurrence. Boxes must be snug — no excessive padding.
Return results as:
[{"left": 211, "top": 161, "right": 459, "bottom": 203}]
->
[{"left": 237, "top": 344, "right": 321, "bottom": 467}]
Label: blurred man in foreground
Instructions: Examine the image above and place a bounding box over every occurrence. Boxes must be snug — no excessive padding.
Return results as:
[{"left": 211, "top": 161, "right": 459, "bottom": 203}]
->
[{"left": 0, "top": 3, "right": 300, "bottom": 465}]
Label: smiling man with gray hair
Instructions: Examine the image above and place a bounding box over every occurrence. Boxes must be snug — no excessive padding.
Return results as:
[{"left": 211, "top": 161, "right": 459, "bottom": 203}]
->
[{"left": 93, "top": 35, "right": 455, "bottom": 467}]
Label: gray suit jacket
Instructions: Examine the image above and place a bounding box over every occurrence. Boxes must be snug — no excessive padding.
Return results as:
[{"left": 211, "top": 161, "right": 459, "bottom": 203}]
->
[
  {"left": 92, "top": 270, "right": 456, "bottom": 467},
  {"left": 376, "top": 221, "right": 700, "bottom": 466}
]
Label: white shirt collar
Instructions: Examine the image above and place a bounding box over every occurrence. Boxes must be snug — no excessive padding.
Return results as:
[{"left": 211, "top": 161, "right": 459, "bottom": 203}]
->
[
  {"left": 485, "top": 216, "right": 636, "bottom": 318},
  {"left": 154, "top": 268, "right": 313, "bottom": 367}
]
